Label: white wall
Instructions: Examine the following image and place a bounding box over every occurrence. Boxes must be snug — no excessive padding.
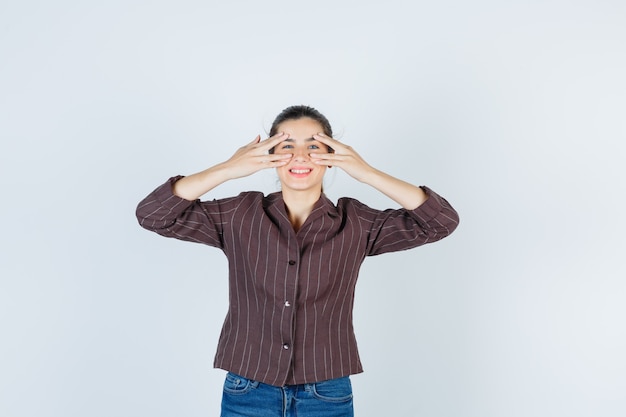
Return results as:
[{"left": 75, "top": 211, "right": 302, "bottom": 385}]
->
[{"left": 1, "top": 1, "right": 624, "bottom": 416}]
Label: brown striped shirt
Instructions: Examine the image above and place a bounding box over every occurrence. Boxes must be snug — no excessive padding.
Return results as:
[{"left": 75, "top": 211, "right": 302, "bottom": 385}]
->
[{"left": 136, "top": 176, "right": 459, "bottom": 386}]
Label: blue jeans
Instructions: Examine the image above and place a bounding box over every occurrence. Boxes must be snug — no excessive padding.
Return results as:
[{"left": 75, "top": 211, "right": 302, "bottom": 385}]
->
[{"left": 220, "top": 372, "right": 354, "bottom": 417}]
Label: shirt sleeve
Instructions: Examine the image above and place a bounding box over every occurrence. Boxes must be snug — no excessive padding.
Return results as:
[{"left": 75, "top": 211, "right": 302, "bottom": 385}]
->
[
  {"left": 135, "top": 176, "right": 238, "bottom": 249},
  {"left": 354, "top": 186, "right": 460, "bottom": 256}
]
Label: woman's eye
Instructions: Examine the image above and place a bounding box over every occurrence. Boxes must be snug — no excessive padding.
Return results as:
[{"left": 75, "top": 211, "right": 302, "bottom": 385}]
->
[
  {"left": 281, "top": 144, "right": 293, "bottom": 149},
  {"left": 308, "top": 144, "right": 320, "bottom": 149}
]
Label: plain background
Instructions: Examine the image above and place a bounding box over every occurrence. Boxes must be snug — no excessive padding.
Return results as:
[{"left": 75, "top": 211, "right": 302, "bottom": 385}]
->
[{"left": 1, "top": 1, "right": 625, "bottom": 416}]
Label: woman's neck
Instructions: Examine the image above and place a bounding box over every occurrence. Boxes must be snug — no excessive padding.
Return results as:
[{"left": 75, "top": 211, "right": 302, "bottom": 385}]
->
[{"left": 282, "top": 189, "right": 322, "bottom": 232}]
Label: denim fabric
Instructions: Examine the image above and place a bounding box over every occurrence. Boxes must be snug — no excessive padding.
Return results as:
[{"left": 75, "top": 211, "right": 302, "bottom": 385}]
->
[{"left": 220, "top": 372, "right": 354, "bottom": 417}]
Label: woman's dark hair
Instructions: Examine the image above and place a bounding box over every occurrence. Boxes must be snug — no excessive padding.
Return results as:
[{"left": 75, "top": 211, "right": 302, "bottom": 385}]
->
[
  {"left": 269, "top": 105, "right": 333, "bottom": 137},
  {"left": 268, "top": 105, "right": 333, "bottom": 154}
]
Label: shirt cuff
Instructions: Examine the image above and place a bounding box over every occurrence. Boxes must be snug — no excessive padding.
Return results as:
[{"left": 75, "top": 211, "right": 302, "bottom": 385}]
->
[
  {"left": 411, "top": 186, "right": 447, "bottom": 221},
  {"left": 154, "top": 175, "right": 197, "bottom": 210}
]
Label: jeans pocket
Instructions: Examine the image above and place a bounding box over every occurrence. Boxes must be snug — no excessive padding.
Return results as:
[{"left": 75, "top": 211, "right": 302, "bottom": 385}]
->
[
  {"left": 312, "top": 376, "right": 353, "bottom": 403},
  {"left": 223, "top": 372, "right": 257, "bottom": 395}
]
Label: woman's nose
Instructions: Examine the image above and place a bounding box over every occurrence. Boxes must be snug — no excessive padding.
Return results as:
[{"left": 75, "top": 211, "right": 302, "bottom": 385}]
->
[{"left": 293, "top": 147, "right": 309, "bottom": 160}]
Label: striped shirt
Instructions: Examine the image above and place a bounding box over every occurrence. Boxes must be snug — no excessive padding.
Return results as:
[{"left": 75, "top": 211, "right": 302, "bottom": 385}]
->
[{"left": 136, "top": 176, "right": 459, "bottom": 386}]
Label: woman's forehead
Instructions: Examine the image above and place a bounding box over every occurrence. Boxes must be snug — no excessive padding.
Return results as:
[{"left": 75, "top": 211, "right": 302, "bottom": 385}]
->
[{"left": 276, "top": 117, "right": 323, "bottom": 137}]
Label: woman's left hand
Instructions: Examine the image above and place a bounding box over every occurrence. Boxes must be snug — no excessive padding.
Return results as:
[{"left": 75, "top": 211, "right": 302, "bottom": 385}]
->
[
  {"left": 310, "top": 133, "right": 375, "bottom": 183},
  {"left": 312, "top": 133, "right": 429, "bottom": 209}
]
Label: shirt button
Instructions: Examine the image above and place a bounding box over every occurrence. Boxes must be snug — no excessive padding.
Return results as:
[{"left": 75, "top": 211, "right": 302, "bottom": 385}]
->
[
  {"left": 284, "top": 301, "right": 291, "bottom": 307},
  {"left": 283, "top": 344, "right": 290, "bottom": 350},
  {"left": 288, "top": 260, "right": 296, "bottom": 266}
]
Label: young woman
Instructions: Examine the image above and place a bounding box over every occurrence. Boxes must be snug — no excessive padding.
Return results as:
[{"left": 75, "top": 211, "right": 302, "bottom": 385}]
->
[{"left": 136, "top": 105, "right": 459, "bottom": 417}]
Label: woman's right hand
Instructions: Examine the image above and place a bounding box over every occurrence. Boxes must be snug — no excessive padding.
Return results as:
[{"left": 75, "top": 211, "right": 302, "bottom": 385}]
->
[
  {"left": 222, "top": 133, "right": 292, "bottom": 179},
  {"left": 172, "top": 133, "right": 292, "bottom": 200}
]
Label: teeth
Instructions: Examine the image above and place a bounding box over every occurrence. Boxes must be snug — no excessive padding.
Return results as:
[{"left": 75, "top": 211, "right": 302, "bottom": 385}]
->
[{"left": 291, "top": 169, "right": 311, "bottom": 174}]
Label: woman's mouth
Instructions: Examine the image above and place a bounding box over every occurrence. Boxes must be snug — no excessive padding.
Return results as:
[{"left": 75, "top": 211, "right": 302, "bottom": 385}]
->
[{"left": 290, "top": 169, "right": 312, "bottom": 174}]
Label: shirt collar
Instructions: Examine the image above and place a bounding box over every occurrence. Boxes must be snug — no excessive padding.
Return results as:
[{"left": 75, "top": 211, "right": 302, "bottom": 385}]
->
[{"left": 265, "top": 192, "right": 339, "bottom": 223}]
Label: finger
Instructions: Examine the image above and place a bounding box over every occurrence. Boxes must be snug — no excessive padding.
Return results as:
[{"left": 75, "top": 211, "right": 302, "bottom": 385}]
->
[
  {"left": 264, "top": 132, "right": 289, "bottom": 143},
  {"left": 259, "top": 132, "right": 289, "bottom": 151},
  {"left": 256, "top": 153, "right": 292, "bottom": 164},
  {"left": 311, "top": 158, "right": 333, "bottom": 165},
  {"left": 310, "top": 150, "right": 343, "bottom": 159},
  {"left": 245, "top": 135, "right": 262, "bottom": 146},
  {"left": 268, "top": 158, "right": 291, "bottom": 167},
  {"left": 257, "top": 158, "right": 292, "bottom": 170},
  {"left": 271, "top": 153, "right": 293, "bottom": 161},
  {"left": 313, "top": 133, "right": 340, "bottom": 151},
  {"left": 310, "top": 153, "right": 340, "bottom": 165},
  {"left": 312, "top": 133, "right": 338, "bottom": 143}
]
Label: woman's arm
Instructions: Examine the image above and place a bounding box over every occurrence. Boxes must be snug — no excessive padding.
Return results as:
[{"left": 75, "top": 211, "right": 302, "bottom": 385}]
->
[
  {"left": 352, "top": 168, "right": 428, "bottom": 210},
  {"left": 172, "top": 133, "right": 292, "bottom": 200},
  {"left": 310, "top": 133, "right": 429, "bottom": 209}
]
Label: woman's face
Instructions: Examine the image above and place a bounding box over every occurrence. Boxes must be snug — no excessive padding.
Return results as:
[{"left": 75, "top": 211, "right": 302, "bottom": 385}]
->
[{"left": 273, "top": 117, "right": 328, "bottom": 195}]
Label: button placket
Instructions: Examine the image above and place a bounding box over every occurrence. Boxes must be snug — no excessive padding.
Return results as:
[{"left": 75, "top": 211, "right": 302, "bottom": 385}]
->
[{"left": 282, "top": 255, "right": 298, "bottom": 355}]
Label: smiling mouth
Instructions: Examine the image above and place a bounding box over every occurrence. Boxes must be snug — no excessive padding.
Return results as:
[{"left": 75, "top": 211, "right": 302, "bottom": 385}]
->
[{"left": 290, "top": 169, "right": 312, "bottom": 174}]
